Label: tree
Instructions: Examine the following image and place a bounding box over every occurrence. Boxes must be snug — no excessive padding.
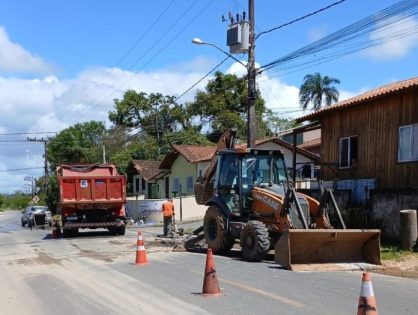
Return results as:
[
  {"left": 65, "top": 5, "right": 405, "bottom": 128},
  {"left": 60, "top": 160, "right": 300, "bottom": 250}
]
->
[
  {"left": 47, "top": 121, "right": 106, "bottom": 168},
  {"left": 44, "top": 175, "right": 60, "bottom": 213},
  {"left": 264, "top": 110, "right": 296, "bottom": 134},
  {"left": 109, "top": 91, "right": 187, "bottom": 142},
  {"left": 188, "top": 71, "right": 269, "bottom": 139},
  {"left": 299, "top": 73, "right": 340, "bottom": 111},
  {"left": 0, "top": 194, "right": 3, "bottom": 209}
]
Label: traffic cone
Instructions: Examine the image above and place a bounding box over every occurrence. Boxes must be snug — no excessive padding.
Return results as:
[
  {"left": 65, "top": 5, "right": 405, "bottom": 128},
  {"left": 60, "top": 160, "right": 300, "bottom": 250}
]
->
[
  {"left": 357, "top": 272, "right": 378, "bottom": 315},
  {"left": 202, "top": 248, "right": 220, "bottom": 296},
  {"left": 135, "top": 230, "right": 148, "bottom": 265}
]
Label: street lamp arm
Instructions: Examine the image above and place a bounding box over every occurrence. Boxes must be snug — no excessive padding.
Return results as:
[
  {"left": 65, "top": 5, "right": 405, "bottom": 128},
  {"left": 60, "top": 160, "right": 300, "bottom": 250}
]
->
[{"left": 191, "top": 38, "right": 247, "bottom": 69}]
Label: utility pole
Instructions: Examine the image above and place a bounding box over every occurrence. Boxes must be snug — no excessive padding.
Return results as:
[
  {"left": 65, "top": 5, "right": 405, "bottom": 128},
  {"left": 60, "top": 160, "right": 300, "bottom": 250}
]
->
[
  {"left": 247, "top": 0, "right": 256, "bottom": 148},
  {"left": 102, "top": 145, "right": 106, "bottom": 164},
  {"left": 27, "top": 137, "right": 49, "bottom": 189}
]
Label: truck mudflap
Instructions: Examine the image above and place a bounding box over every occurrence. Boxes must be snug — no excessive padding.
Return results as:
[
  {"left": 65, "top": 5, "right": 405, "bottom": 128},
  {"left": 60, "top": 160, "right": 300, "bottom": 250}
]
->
[{"left": 275, "top": 229, "right": 381, "bottom": 271}]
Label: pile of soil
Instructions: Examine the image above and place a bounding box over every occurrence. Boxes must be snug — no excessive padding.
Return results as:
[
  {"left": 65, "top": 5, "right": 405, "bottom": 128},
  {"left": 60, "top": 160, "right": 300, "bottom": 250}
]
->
[{"left": 378, "top": 255, "right": 418, "bottom": 279}]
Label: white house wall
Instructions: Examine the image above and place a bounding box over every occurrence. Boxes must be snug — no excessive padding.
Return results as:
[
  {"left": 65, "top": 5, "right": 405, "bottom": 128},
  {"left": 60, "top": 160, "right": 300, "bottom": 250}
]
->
[{"left": 255, "top": 142, "right": 314, "bottom": 177}]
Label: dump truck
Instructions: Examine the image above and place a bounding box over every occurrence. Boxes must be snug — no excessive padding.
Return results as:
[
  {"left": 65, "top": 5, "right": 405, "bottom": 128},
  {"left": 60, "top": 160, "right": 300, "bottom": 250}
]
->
[
  {"left": 194, "top": 129, "right": 381, "bottom": 270},
  {"left": 57, "top": 164, "right": 127, "bottom": 238}
]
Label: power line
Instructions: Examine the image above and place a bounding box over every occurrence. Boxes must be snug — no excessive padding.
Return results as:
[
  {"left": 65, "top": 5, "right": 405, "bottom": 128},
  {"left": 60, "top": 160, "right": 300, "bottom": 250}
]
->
[
  {"left": 55, "top": 0, "right": 178, "bottom": 123},
  {"left": 256, "top": 0, "right": 347, "bottom": 39},
  {"left": 63, "top": 1, "right": 206, "bottom": 126},
  {"left": 174, "top": 56, "right": 231, "bottom": 102},
  {"left": 259, "top": 0, "right": 418, "bottom": 73},
  {"left": 0, "top": 167, "right": 44, "bottom": 173},
  {"left": 0, "top": 131, "right": 57, "bottom": 136}
]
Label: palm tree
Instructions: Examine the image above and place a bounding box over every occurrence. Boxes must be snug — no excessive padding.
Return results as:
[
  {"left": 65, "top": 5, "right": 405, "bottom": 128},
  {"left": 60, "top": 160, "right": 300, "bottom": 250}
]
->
[{"left": 299, "top": 73, "right": 340, "bottom": 111}]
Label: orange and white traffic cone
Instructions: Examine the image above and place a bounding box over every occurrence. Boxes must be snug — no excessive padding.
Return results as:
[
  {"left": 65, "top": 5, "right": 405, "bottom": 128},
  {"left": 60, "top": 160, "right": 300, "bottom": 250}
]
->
[
  {"left": 202, "top": 248, "right": 220, "bottom": 296},
  {"left": 357, "top": 272, "right": 378, "bottom": 315},
  {"left": 135, "top": 230, "right": 148, "bottom": 265}
]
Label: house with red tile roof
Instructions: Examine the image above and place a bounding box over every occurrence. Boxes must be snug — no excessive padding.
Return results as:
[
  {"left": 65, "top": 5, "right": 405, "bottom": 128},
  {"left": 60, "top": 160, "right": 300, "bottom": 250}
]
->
[
  {"left": 158, "top": 144, "right": 217, "bottom": 198},
  {"left": 157, "top": 139, "right": 320, "bottom": 200},
  {"left": 296, "top": 76, "right": 418, "bottom": 190},
  {"left": 296, "top": 77, "right": 418, "bottom": 239},
  {"left": 126, "top": 160, "right": 169, "bottom": 198}
]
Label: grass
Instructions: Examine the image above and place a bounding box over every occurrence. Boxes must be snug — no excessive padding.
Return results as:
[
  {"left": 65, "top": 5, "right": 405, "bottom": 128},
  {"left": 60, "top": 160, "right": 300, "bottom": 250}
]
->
[{"left": 381, "top": 245, "right": 418, "bottom": 261}]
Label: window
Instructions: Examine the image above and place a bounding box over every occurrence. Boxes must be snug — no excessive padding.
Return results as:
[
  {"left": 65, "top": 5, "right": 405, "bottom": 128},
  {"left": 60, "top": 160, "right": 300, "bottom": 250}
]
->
[
  {"left": 172, "top": 177, "right": 180, "bottom": 193},
  {"left": 186, "top": 176, "right": 194, "bottom": 192},
  {"left": 339, "top": 136, "right": 358, "bottom": 168},
  {"left": 141, "top": 178, "right": 146, "bottom": 190},
  {"left": 398, "top": 123, "right": 418, "bottom": 162},
  {"left": 134, "top": 177, "right": 140, "bottom": 194}
]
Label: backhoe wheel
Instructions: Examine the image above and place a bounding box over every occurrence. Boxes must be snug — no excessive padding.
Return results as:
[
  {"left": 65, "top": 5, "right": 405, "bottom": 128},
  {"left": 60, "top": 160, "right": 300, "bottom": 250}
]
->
[
  {"left": 240, "top": 220, "right": 270, "bottom": 262},
  {"left": 203, "top": 206, "right": 235, "bottom": 253}
]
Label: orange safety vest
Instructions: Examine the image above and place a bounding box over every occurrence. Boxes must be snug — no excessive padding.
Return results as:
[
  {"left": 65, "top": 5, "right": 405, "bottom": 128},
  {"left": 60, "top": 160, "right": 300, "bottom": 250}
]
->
[{"left": 162, "top": 201, "right": 174, "bottom": 217}]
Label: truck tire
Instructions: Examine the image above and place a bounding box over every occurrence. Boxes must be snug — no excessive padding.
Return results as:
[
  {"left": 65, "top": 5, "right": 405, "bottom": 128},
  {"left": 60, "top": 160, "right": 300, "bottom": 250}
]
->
[
  {"left": 63, "top": 229, "right": 71, "bottom": 238},
  {"left": 21, "top": 219, "right": 25, "bottom": 227},
  {"left": 63, "top": 228, "right": 78, "bottom": 238},
  {"left": 117, "top": 225, "right": 126, "bottom": 236},
  {"left": 108, "top": 227, "right": 118, "bottom": 235},
  {"left": 203, "top": 206, "right": 235, "bottom": 253},
  {"left": 240, "top": 220, "right": 270, "bottom": 262}
]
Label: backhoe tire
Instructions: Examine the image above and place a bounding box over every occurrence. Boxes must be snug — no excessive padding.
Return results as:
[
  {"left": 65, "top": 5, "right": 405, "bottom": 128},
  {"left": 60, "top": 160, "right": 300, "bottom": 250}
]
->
[
  {"left": 240, "top": 220, "right": 270, "bottom": 262},
  {"left": 203, "top": 206, "right": 235, "bottom": 253}
]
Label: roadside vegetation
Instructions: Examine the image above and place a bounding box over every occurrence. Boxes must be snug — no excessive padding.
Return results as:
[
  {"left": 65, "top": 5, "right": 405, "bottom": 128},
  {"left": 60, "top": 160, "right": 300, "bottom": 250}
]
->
[
  {"left": 0, "top": 193, "right": 31, "bottom": 211},
  {"left": 381, "top": 244, "right": 418, "bottom": 261}
]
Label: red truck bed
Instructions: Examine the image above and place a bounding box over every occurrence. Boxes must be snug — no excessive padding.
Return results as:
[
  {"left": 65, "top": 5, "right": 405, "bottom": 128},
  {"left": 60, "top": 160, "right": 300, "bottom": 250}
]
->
[
  {"left": 59, "top": 176, "right": 126, "bottom": 204},
  {"left": 58, "top": 164, "right": 126, "bottom": 205},
  {"left": 57, "top": 164, "right": 127, "bottom": 236}
]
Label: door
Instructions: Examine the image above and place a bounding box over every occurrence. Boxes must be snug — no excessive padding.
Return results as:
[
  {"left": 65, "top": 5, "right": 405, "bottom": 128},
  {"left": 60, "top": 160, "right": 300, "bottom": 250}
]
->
[{"left": 165, "top": 176, "right": 170, "bottom": 198}]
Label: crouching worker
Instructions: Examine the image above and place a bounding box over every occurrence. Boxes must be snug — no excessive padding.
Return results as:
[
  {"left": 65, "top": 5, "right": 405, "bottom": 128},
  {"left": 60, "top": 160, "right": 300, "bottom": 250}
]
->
[{"left": 161, "top": 198, "right": 174, "bottom": 236}]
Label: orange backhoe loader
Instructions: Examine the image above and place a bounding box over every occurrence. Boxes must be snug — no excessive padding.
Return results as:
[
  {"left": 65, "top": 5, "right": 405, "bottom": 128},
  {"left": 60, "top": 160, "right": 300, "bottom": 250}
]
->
[{"left": 194, "top": 129, "right": 381, "bottom": 271}]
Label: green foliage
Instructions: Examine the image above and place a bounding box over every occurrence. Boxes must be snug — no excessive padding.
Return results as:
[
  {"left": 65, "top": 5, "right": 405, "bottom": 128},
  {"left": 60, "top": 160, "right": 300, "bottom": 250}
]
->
[
  {"left": 0, "top": 194, "right": 3, "bottom": 210},
  {"left": 0, "top": 193, "right": 31, "bottom": 210},
  {"left": 47, "top": 121, "right": 106, "bottom": 168},
  {"left": 187, "top": 71, "right": 269, "bottom": 138},
  {"left": 381, "top": 245, "right": 418, "bottom": 260},
  {"left": 44, "top": 175, "right": 60, "bottom": 214},
  {"left": 299, "top": 72, "right": 340, "bottom": 111},
  {"left": 109, "top": 91, "right": 187, "bottom": 139},
  {"left": 109, "top": 137, "right": 160, "bottom": 174},
  {"left": 264, "top": 110, "right": 296, "bottom": 134},
  {"left": 161, "top": 128, "right": 213, "bottom": 153}
]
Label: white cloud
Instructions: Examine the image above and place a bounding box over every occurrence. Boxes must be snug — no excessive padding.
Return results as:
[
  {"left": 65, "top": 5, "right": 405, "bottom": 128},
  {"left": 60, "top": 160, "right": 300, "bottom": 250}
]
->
[
  {"left": 0, "top": 26, "right": 54, "bottom": 74},
  {"left": 0, "top": 62, "right": 217, "bottom": 193},
  {"left": 226, "top": 62, "right": 304, "bottom": 119},
  {"left": 308, "top": 25, "right": 328, "bottom": 42},
  {"left": 365, "top": 16, "right": 418, "bottom": 59}
]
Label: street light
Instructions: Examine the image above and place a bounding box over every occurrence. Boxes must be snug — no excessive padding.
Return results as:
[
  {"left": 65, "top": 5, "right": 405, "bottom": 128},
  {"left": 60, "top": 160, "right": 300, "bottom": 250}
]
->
[
  {"left": 192, "top": 37, "right": 257, "bottom": 148},
  {"left": 191, "top": 38, "right": 247, "bottom": 69}
]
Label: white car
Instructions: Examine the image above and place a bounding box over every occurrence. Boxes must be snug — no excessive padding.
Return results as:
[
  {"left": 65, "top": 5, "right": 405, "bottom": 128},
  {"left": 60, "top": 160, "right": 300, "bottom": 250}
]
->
[{"left": 21, "top": 206, "right": 52, "bottom": 227}]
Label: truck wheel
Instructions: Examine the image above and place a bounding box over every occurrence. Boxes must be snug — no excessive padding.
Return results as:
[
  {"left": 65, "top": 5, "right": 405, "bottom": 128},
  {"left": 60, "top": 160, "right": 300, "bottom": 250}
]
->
[
  {"left": 63, "top": 229, "right": 71, "bottom": 238},
  {"left": 240, "top": 220, "right": 270, "bottom": 262},
  {"left": 203, "top": 206, "right": 235, "bottom": 253},
  {"left": 117, "top": 225, "right": 126, "bottom": 235},
  {"left": 108, "top": 227, "right": 118, "bottom": 235},
  {"left": 21, "top": 220, "right": 25, "bottom": 227}
]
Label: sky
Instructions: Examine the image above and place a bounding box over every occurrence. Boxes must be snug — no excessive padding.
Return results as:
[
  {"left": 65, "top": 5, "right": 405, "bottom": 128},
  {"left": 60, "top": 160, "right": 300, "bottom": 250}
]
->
[{"left": 0, "top": 0, "right": 418, "bottom": 194}]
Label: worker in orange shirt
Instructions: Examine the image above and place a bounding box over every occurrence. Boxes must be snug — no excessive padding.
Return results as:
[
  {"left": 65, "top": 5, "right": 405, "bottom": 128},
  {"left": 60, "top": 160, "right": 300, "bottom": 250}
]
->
[{"left": 161, "top": 198, "right": 174, "bottom": 236}]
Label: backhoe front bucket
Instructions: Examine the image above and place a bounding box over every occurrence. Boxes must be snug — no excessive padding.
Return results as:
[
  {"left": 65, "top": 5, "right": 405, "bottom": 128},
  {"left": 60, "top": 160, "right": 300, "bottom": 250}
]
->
[{"left": 275, "top": 229, "right": 381, "bottom": 271}]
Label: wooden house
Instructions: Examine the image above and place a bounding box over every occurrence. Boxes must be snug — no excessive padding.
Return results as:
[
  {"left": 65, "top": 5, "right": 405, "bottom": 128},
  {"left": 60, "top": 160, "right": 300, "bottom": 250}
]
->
[{"left": 296, "top": 77, "right": 418, "bottom": 190}]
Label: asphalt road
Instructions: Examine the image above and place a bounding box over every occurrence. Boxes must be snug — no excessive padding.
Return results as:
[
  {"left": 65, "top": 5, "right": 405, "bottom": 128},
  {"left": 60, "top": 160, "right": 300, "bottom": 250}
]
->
[{"left": 0, "top": 210, "right": 417, "bottom": 315}]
